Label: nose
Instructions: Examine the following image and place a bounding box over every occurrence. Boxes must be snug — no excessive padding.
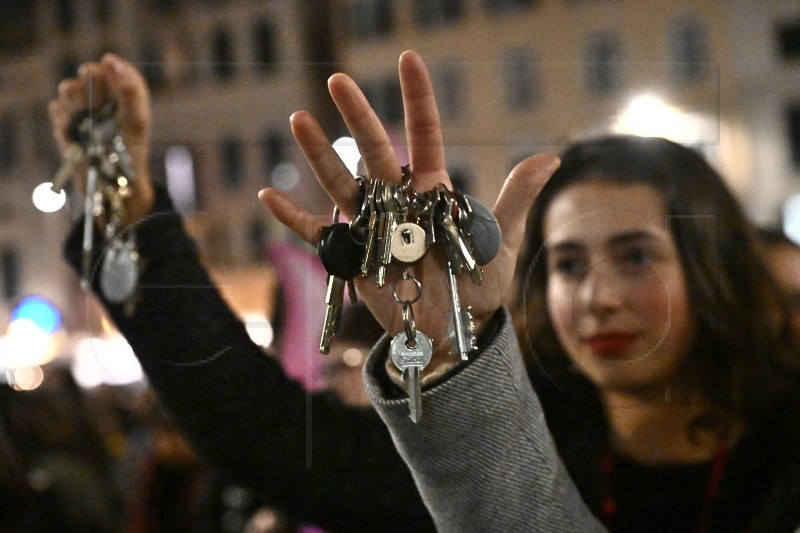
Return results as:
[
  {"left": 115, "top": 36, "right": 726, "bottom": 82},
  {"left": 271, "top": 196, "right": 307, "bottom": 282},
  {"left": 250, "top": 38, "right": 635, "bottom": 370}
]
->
[{"left": 575, "top": 259, "right": 624, "bottom": 317}]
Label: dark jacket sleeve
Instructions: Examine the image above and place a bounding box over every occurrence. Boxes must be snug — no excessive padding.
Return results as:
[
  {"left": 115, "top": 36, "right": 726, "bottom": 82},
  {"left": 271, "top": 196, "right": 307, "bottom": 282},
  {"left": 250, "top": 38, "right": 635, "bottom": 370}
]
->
[
  {"left": 63, "top": 187, "right": 435, "bottom": 533},
  {"left": 363, "top": 308, "right": 606, "bottom": 533}
]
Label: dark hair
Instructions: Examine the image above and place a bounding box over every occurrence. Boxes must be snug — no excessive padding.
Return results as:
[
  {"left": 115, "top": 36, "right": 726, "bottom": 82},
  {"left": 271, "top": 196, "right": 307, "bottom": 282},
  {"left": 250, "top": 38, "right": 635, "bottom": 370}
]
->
[{"left": 514, "top": 135, "right": 800, "bottom": 425}]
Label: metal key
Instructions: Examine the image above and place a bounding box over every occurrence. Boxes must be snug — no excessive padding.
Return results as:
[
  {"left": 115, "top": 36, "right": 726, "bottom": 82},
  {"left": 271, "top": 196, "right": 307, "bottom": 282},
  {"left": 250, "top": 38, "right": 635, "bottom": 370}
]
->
[
  {"left": 440, "top": 192, "right": 483, "bottom": 285},
  {"left": 390, "top": 331, "right": 433, "bottom": 423},
  {"left": 319, "top": 275, "right": 346, "bottom": 354},
  {"left": 444, "top": 244, "right": 473, "bottom": 361},
  {"left": 376, "top": 182, "right": 398, "bottom": 287},
  {"left": 360, "top": 178, "right": 381, "bottom": 277}
]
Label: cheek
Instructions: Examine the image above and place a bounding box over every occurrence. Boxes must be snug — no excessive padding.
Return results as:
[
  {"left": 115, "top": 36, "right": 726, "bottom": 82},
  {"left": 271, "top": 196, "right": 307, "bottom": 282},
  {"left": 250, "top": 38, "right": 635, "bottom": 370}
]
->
[{"left": 547, "top": 280, "right": 576, "bottom": 338}]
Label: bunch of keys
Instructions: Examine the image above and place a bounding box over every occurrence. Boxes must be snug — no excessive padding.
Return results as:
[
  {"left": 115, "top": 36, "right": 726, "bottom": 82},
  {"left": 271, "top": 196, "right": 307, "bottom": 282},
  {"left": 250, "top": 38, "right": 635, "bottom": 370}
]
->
[
  {"left": 316, "top": 167, "right": 501, "bottom": 422},
  {"left": 51, "top": 102, "right": 140, "bottom": 305}
]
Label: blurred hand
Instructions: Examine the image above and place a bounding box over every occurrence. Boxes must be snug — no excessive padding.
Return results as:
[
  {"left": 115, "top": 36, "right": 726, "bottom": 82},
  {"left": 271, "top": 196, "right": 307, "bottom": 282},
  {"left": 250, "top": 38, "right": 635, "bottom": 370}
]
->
[
  {"left": 48, "top": 53, "right": 154, "bottom": 225},
  {"left": 260, "top": 50, "right": 560, "bottom": 369}
]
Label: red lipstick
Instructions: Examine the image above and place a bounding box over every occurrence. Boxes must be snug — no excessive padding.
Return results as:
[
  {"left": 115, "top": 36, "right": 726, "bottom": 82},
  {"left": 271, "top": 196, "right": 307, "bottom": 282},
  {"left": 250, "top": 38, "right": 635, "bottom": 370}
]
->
[{"left": 587, "top": 333, "right": 635, "bottom": 356}]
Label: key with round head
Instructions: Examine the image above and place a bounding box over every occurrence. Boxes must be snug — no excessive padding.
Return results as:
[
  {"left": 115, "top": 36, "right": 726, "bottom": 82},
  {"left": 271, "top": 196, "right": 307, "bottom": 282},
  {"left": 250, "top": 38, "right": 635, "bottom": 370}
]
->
[{"left": 390, "top": 331, "right": 433, "bottom": 423}]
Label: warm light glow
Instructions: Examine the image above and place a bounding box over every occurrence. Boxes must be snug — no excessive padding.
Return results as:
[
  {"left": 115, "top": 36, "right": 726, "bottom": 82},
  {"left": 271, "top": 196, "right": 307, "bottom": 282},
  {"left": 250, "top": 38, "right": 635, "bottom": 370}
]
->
[
  {"left": 32, "top": 182, "right": 67, "bottom": 212},
  {"left": 7, "top": 366, "right": 45, "bottom": 391},
  {"left": 243, "top": 312, "right": 274, "bottom": 348},
  {"left": 71, "top": 335, "right": 144, "bottom": 388},
  {"left": 612, "top": 94, "right": 708, "bottom": 144},
  {"left": 332, "top": 137, "right": 361, "bottom": 177},
  {"left": 0, "top": 319, "right": 59, "bottom": 368}
]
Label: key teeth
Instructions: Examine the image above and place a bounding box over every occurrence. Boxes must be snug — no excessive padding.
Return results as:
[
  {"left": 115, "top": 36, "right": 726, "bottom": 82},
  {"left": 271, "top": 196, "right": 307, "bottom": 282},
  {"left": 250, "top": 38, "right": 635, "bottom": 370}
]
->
[{"left": 464, "top": 307, "right": 477, "bottom": 351}]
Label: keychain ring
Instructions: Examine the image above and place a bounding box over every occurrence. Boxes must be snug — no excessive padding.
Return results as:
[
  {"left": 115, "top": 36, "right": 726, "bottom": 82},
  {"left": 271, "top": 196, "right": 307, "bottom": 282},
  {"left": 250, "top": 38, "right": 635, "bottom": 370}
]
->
[{"left": 393, "top": 272, "right": 422, "bottom": 305}]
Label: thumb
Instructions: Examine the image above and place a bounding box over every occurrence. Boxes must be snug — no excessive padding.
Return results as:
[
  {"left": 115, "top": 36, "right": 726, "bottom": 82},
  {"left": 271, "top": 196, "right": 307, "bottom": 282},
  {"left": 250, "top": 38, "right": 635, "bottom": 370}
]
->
[{"left": 493, "top": 153, "right": 560, "bottom": 254}]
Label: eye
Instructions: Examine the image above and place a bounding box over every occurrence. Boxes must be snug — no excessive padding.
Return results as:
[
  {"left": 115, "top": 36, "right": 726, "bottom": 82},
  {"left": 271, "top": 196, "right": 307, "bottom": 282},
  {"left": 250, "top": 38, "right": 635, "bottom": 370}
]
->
[
  {"left": 551, "top": 256, "right": 587, "bottom": 277},
  {"left": 622, "top": 248, "right": 652, "bottom": 265}
]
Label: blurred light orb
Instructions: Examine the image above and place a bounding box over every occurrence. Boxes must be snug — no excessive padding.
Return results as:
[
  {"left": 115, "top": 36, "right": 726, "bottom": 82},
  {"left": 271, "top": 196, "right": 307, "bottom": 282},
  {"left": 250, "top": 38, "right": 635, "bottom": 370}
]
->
[
  {"left": 782, "top": 194, "right": 800, "bottom": 245},
  {"left": 243, "top": 312, "right": 274, "bottom": 348},
  {"left": 7, "top": 366, "right": 45, "bottom": 391},
  {"left": 342, "top": 347, "right": 364, "bottom": 367},
  {"left": 32, "top": 182, "right": 66, "bottom": 212},
  {"left": 332, "top": 137, "right": 361, "bottom": 177},
  {"left": 10, "top": 295, "right": 62, "bottom": 334},
  {"left": 271, "top": 162, "right": 300, "bottom": 191}
]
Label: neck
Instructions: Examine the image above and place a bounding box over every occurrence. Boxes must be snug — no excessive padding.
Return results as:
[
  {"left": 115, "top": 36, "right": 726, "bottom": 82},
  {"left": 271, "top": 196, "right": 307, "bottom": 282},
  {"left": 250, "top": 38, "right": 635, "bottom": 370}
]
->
[{"left": 601, "top": 386, "right": 740, "bottom": 465}]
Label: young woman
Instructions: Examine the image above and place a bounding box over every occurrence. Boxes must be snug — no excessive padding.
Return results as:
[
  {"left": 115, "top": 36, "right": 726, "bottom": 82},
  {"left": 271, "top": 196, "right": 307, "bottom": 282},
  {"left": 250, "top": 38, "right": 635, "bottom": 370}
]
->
[{"left": 263, "top": 52, "right": 800, "bottom": 532}]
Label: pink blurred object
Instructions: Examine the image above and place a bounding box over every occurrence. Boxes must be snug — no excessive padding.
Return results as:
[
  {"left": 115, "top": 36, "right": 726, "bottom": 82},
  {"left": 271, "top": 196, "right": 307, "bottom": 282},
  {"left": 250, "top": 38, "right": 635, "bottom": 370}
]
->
[{"left": 265, "top": 242, "right": 331, "bottom": 391}]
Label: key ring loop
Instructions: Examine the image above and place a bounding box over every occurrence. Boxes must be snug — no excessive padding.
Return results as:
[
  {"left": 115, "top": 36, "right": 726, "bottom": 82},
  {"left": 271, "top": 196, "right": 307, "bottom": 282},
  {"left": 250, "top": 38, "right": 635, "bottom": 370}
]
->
[
  {"left": 392, "top": 271, "right": 422, "bottom": 305},
  {"left": 402, "top": 302, "right": 417, "bottom": 348}
]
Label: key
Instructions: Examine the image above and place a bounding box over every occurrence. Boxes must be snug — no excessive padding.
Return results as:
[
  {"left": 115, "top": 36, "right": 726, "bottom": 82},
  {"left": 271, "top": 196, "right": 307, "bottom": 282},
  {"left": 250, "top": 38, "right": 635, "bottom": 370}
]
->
[
  {"left": 390, "top": 331, "right": 433, "bottom": 423},
  {"left": 80, "top": 165, "right": 101, "bottom": 291},
  {"left": 319, "top": 223, "right": 366, "bottom": 280},
  {"left": 444, "top": 245, "right": 473, "bottom": 361},
  {"left": 51, "top": 143, "right": 86, "bottom": 193},
  {"left": 319, "top": 275, "right": 346, "bottom": 354},
  {"left": 100, "top": 232, "right": 140, "bottom": 304},
  {"left": 459, "top": 193, "right": 501, "bottom": 266},
  {"left": 440, "top": 194, "right": 483, "bottom": 285},
  {"left": 361, "top": 179, "right": 381, "bottom": 277},
  {"left": 390, "top": 221, "right": 427, "bottom": 263},
  {"left": 376, "top": 182, "right": 398, "bottom": 287}
]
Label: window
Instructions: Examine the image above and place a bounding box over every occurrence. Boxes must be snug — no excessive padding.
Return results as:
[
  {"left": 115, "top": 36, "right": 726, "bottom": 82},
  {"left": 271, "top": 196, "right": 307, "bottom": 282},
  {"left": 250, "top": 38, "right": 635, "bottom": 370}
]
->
[
  {"left": 788, "top": 104, "right": 800, "bottom": 168},
  {"left": 433, "top": 62, "right": 464, "bottom": 120},
  {"left": 669, "top": 17, "right": 710, "bottom": 83},
  {"left": 413, "top": 0, "right": 462, "bottom": 27},
  {"left": 776, "top": 19, "right": 800, "bottom": 61},
  {"left": 141, "top": 41, "right": 166, "bottom": 90},
  {"left": 504, "top": 47, "right": 540, "bottom": 110},
  {"left": 1, "top": 248, "right": 19, "bottom": 301},
  {"left": 261, "top": 129, "right": 285, "bottom": 179},
  {"left": 94, "top": 0, "right": 111, "bottom": 24},
  {"left": 483, "top": 0, "right": 534, "bottom": 14},
  {"left": 351, "top": 0, "right": 393, "bottom": 40},
  {"left": 254, "top": 19, "right": 278, "bottom": 73},
  {"left": 221, "top": 139, "right": 243, "bottom": 187},
  {"left": 55, "top": 0, "right": 75, "bottom": 32},
  {"left": 213, "top": 28, "right": 236, "bottom": 80},
  {"left": 584, "top": 32, "right": 622, "bottom": 96},
  {"left": 0, "top": 115, "right": 17, "bottom": 173}
]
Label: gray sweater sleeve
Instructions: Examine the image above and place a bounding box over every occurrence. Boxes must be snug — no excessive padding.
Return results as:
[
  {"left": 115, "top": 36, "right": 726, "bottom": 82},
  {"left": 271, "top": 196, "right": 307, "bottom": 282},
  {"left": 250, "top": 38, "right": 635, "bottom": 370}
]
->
[{"left": 364, "top": 307, "right": 606, "bottom": 533}]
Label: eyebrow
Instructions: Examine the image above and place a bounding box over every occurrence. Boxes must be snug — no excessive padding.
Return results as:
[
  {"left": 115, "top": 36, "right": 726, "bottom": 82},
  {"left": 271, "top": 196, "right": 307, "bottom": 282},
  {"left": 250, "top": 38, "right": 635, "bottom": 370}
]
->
[{"left": 547, "top": 230, "right": 661, "bottom": 252}]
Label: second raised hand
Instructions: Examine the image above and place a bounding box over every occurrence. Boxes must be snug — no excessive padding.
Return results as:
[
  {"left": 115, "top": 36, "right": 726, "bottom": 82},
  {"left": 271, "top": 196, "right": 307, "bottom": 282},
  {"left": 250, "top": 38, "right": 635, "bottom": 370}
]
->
[{"left": 259, "top": 50, "right": 560, "bottom": 358}]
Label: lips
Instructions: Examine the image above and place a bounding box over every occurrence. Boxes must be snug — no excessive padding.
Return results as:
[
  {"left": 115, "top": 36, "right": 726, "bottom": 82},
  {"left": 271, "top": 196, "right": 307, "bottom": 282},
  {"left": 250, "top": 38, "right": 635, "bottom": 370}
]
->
[{"left": 587, "top": 333, "right": 636, "bottom": 356}]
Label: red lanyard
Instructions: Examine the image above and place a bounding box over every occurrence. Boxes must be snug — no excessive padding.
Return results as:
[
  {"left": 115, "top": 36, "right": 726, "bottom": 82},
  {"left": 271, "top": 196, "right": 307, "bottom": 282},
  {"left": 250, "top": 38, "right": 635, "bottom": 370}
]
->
[{"left": 599, "top": 437, "right": 730, "bottom": 533}]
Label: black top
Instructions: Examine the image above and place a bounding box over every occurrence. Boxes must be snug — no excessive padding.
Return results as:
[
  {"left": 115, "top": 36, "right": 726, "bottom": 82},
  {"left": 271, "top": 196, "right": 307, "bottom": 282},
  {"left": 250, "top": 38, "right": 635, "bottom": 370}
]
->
[{"left": 65, "top": 187, "right": 436, "bottom": 533}]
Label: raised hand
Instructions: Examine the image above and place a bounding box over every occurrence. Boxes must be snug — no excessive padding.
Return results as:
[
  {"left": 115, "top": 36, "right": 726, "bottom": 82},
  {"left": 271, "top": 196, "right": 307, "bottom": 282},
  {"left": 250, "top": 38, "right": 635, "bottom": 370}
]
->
[
  {"left": 48, "top": 54, "right": 154, "bottom": 224},
  {"left": 260, "top": 50, "right": 559, "bottom": 369}
]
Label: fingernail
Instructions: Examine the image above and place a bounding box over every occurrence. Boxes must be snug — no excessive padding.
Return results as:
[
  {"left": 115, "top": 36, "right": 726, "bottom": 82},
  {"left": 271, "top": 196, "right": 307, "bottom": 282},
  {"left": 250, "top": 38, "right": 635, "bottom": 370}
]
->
[{"left": 546, "top": 156, "right": 561, "bottom": 173}]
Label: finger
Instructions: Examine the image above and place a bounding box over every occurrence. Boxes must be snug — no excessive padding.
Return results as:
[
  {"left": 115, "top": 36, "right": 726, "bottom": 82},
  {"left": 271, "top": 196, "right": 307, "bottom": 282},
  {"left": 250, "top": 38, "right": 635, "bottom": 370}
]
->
[
  {"left": 290, "top": 111, "right": 359, "bottom": 217},
  {"left": 77, "top": 62, "right": 111, "bottom": 111},
  {"left": 327, "top": 73, "right": 400, "bottom": 184},
  {"left": 399, "top": 50, "right": 447, "bottom": 188},
  {"left": 258, "top": 188, "right": 326, "bottom": 247},
  {"left": 56, "top": 78, "right": 89, "bottom": 123},
  {"left": 494, "top": 153, "right": 561, "bottom": 253},
  {"left": 101, "top": 54, "right": 152, "bottom": 141}
]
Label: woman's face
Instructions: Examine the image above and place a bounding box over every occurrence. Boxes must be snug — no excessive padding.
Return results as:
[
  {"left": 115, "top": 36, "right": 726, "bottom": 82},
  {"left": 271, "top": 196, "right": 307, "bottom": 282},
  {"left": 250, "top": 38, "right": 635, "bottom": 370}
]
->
[{"left": 543, "top": 181, "right": 696, "bottom": 395}]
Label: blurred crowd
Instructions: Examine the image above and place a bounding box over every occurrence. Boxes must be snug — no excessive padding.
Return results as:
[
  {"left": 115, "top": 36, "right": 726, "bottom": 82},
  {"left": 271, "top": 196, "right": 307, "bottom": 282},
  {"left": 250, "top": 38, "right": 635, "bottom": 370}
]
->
[{"left": 0, "top": 301, "right": 380, "bottom": 533}]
